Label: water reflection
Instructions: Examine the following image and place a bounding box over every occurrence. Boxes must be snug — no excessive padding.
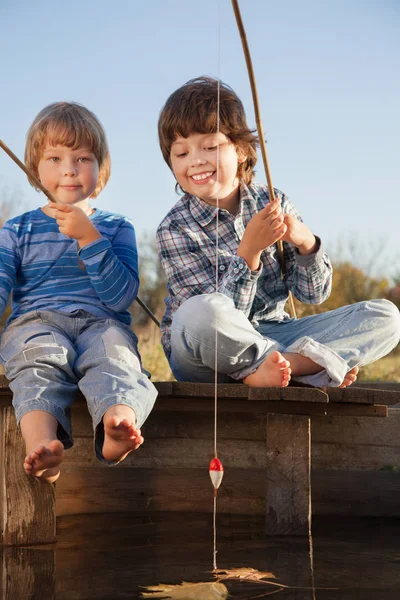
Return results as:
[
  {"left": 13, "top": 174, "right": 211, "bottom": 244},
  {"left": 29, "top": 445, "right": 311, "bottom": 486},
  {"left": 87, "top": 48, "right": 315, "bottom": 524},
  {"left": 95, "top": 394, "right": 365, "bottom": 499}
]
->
[{"left": 1, "top": 513, "right": 400, "bottom": 599}]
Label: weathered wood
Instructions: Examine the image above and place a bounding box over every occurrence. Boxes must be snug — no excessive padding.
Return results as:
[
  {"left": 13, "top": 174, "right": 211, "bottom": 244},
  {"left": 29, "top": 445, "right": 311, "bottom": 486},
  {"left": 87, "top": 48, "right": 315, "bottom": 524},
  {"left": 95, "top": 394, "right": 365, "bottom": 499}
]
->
[
  {"left": 55, "top": 465, "right": 400, "bottom": 519},
  {"left": 265, "top": 414, "right": 311, "bottom": 535},
  {"left": 326, "top": 386, "right": 400, "bottom": 405},
  {"left": 55, "top": 467, "right": 266, "bottom": 516},
  {"left": 0, "top": 407, "right": 56, "bottom": 546},
  {"left": 153, "top": 398, "right": 329, "bottom": 415},
  {"left": 249, "top": 386, "right": 328, "bottom": 402},
  {"left": 313, "top": 409, "right": 400, "bottom": 446},
  {"left": 63, "top": 436, "right": 267, "bottom": 469},
  {"left": 312, "top": 469, "right": 400, "bottom": 516},
  {"left": 1, "top": 547, "right": 55, "bottom": 599},
  {"left": 325, "top": 403, "right": 387, "bottom": 417},
  {"left": 0, "top": 376, "right": 396, "bottom": 544},
  {"left": 72, "top": 407, "right": 270, "bottom": 440},
  {"left": 312, "top": 410, "right": 400, "bottom": 470}
]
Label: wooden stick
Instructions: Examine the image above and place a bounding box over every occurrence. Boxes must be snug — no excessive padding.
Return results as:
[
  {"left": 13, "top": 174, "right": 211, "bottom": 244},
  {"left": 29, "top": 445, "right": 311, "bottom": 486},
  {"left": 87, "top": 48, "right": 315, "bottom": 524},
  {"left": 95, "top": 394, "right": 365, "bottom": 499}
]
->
[
  {"left": 0, "top": 138, "right": 160, "bottom": 327},
  {"left": 135, "top": 296, "right": 160, "bottom": 327},
  {"left": 0, "top": 138, "right": 57, "bottom": 203},
  {"left": 231, "top": 0, "right": 297, "bottom": 319}
]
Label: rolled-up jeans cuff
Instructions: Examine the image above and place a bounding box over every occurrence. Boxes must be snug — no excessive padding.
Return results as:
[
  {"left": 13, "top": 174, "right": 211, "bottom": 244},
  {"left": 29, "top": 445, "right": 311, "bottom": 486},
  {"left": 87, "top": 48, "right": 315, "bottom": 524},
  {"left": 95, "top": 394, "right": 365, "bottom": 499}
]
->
[
  {"left": 286, "top": 336, "right": 348, "bottom": 387},
  {"left": 93, "top": 397, "right": 146, "bottom": 466},
  {"left": 13, "top": 399, "right": 73, "bottom": 449}
]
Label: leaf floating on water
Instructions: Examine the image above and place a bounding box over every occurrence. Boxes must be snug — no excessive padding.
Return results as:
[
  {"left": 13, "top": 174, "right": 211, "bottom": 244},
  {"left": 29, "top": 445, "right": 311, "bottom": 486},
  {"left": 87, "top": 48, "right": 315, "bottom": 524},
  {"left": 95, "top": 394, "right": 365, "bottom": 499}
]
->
[
  {"left": 215, "top": 567, "right": 276, "bottom": 581},
  {"left": 141, "top": 580, "right": 228, "bottom": 599}
]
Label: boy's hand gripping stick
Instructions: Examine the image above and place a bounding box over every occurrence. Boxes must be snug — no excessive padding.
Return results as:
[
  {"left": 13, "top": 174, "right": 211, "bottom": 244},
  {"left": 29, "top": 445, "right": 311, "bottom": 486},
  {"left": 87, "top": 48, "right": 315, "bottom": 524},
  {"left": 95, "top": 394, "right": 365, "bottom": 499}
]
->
[{"left": 231, "top": 0, "right": 297, "bottom": 318}]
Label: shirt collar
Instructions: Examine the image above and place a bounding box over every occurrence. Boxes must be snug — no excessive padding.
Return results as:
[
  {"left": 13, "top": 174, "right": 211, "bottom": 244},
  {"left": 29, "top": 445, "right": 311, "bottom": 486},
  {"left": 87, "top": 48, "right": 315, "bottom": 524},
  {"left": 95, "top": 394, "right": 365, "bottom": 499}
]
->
[{"left": 185, "top": 181, "right": 259, "bottom": 226}]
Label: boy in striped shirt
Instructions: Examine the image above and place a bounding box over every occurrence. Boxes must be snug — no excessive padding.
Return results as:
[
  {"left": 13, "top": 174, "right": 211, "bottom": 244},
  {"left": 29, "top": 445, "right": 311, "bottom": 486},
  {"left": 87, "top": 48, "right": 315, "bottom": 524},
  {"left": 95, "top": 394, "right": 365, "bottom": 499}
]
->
[
  {"left": 0, "top": 102, "right": 157, "bottom": 482},
  {"left": 156, "top": 77, "right": 400, "bottom": 388}
]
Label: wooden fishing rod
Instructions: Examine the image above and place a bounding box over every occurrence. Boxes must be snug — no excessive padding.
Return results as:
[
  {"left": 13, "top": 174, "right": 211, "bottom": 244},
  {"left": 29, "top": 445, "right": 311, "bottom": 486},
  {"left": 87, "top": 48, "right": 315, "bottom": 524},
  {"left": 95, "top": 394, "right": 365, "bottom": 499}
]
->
[
  {"left": 231, "top": 0, "right": 297, "bottom": 319},
  {"left": 0, "top": 138, "right": 160, "bottom": 327}
]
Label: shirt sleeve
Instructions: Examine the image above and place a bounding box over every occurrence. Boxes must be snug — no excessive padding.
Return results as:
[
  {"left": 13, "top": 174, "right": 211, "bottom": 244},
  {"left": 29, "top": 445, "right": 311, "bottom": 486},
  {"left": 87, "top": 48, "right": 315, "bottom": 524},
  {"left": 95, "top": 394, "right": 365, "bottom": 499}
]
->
[
  {"left": 78, "top": 219, "right": 139, "bottom": 312},
  {"left": 157, "top": 222, "right": 262, "bottom": 317},
  {"left": 0, "top": 225, "right": 19, "bottom": 317},
  {"left": 280, "top": 192, "right": 332, "bottom": 304}
]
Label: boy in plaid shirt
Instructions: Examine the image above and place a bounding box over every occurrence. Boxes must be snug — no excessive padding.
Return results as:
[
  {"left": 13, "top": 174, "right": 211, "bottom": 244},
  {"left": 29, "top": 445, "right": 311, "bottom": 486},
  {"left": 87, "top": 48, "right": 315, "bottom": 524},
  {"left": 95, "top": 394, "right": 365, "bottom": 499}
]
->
[{"left": 156, "top": 77, "right": 400, "bottom": 387}]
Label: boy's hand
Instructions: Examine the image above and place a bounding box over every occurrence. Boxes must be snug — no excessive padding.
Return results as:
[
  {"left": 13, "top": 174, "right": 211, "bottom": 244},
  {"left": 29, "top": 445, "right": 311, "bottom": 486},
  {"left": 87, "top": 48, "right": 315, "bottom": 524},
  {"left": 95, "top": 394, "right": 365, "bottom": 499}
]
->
[
  {"left": 238, "top": 197, "right": 287, "bottom": 270},
  {"left": 47, "top": 203, "right": 101, "bottom": 248},
  {"left": 280, "top": 214, "right": 317, "bottom": 255}
]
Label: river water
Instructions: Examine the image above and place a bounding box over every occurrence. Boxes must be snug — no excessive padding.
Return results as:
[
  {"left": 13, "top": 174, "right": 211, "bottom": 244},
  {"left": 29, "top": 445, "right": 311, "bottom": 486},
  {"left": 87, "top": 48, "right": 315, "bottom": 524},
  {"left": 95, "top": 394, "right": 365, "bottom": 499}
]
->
[{"left": 2, "top": 512, "right": 400, "bottom": 599}]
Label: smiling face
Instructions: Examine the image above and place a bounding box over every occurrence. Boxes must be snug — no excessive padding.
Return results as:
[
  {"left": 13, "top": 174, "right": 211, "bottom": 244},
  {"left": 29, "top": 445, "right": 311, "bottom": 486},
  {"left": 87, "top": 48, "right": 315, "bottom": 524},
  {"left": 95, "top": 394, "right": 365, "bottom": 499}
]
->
[
  {"left": 37, "top": 144, "right": 99, "bottom": 208},
  {"left": 170, "top": 132, "right": 244, "bottom": 213}
]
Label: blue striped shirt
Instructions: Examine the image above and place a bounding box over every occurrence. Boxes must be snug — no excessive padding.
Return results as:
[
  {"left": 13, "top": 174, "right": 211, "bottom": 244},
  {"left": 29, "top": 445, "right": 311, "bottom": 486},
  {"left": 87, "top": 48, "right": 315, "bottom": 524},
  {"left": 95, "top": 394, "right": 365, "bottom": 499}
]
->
[
  {"left": 156, "top": 182, "right": 332, "bottom": 358},
  {"left": 0, "top": 208, "right": 139, "bottom": 326}
]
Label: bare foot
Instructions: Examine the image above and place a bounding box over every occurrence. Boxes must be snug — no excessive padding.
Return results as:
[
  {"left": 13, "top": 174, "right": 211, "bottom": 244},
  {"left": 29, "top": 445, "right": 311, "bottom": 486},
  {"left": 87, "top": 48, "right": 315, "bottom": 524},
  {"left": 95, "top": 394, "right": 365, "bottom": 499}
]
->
[
  {"left": 24, "top": 440, "right": 64, "bottom": 483},
  {"left": 339, "top": 366, "right": 359, "bottom": 388},
  {"left": 283, "top": 352, "right": 324, "bottom": 377},
  {"left": 243, "top": 350, "right": 291, "bottom": 387},
  {"left": 102, "top": 406, "right": 144, "bottom": 463}
]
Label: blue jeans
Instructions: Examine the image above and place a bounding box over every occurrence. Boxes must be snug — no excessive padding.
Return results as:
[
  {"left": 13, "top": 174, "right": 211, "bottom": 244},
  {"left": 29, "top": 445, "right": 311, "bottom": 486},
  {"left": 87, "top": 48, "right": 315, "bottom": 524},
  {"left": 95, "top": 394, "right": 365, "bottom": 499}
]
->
[
  {"left": 170, "top": 293, "right": 400, "bottom": 386},
  {"left": 0, "top": 310, "right": 158, "bottom": 464}
]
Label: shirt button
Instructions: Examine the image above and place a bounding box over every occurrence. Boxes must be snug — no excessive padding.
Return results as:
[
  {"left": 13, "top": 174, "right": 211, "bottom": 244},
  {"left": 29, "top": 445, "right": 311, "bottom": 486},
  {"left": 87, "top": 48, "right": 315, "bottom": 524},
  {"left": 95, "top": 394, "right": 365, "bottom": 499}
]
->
[
  {"left": 239, "top": 264, "right": 244, "bottom": 270},
  {"left": 234, "top": 268, "right": 239, "bottom": 274},
  {"left": 219, "top": 265, "right": 226, "bottom": 271}
]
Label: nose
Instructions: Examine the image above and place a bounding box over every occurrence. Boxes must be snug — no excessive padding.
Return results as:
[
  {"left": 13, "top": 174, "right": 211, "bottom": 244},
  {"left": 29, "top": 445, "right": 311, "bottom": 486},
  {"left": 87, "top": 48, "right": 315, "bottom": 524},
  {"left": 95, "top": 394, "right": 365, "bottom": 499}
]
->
[
  {"left": 190, "top": 150, "right": 206, "bottom": 167},
  {"left": 63, "top": 160, "right": 78, "bottom": 177}
]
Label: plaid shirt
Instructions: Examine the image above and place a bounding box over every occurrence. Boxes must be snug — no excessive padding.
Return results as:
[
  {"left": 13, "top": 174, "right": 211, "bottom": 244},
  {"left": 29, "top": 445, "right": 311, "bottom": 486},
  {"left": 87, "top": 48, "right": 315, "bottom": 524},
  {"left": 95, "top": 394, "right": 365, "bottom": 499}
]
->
[{"left": 156, "top": 182, "right": 332, "bottom": 358}]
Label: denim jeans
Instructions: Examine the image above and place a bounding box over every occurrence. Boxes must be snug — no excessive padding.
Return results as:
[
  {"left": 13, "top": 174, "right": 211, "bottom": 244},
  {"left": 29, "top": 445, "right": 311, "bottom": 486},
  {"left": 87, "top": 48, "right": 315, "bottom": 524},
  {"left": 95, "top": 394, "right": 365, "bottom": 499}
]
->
[
  {"left": 0, "top": 309, "right": 158, "bottom": 464},
  {"left": 170, "top": 293, "right": 400, "bottom": 386}
]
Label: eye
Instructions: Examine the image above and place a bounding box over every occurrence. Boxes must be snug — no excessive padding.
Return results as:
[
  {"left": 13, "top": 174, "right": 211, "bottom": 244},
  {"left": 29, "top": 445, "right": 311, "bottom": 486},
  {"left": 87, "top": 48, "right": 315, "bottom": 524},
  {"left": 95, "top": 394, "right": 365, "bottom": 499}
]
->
[
  {"left": 206, "top": 145, "right": 218, "bottom": 151},
  {"left": 78, "top": 156, "right": 90, "bottom": 163},
  {"left": 49, "top": 156, "right": 60, "bottom": 162},
  {"left": 176, "top": 152, "right": 188, "bottom": 158}
]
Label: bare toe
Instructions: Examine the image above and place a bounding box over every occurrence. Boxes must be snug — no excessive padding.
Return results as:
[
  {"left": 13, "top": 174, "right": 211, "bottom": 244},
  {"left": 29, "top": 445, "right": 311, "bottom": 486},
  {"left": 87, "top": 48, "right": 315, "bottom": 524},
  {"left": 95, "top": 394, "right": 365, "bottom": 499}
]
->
[
  {"left": 24, "top": 440, "right": 64, "bottom": 482},
  {"left": 103, "top": 411, "right": 143, "bottom": 463},
  {"left": 243, "top": 351, "right": 292, "bottom": 388}
]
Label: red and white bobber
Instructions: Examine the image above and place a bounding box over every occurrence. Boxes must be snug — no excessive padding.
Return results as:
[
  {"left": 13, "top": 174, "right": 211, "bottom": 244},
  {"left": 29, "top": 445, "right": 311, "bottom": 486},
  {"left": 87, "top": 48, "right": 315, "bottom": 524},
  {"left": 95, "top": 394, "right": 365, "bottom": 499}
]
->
[{"left": 209, "top": 457, "right": 224, "bottom": 491}]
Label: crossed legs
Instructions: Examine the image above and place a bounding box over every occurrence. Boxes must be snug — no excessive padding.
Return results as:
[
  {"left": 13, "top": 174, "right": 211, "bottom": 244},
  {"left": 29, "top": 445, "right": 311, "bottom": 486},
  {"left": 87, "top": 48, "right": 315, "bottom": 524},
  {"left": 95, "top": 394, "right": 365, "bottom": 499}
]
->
[{"left": 170, "top": 294, "right": 400, "bottom": 387}]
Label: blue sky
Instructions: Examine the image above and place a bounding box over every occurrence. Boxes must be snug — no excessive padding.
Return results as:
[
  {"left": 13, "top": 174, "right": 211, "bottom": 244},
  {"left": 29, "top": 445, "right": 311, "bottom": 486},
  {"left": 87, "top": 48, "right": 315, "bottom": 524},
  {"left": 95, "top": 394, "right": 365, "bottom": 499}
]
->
[{"left": 1, "top": 0, "right": 399, "bottom": 277}]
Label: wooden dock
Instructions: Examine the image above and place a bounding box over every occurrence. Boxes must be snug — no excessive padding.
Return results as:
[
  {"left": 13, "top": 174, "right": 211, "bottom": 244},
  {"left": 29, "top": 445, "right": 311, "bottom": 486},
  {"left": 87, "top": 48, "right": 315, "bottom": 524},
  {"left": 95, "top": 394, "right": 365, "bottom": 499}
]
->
[{"left": 1, "top": 377, "right": 400, "bottom": 545}]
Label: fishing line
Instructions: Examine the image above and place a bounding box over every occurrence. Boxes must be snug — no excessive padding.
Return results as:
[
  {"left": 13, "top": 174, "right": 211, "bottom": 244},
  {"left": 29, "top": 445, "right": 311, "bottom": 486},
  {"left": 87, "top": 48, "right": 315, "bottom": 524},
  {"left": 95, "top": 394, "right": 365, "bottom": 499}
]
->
[{"left": 210, "top": 0, "right": 223, "bottom": 573}]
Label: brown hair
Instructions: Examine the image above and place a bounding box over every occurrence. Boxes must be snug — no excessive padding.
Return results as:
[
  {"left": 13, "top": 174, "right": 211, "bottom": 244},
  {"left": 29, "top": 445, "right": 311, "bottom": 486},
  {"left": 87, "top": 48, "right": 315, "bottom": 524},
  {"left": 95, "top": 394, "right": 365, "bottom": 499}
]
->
[
  {"left": 158, "top": 76, "right": 258, "bottom": 186},
  {"left": 25, "top": 102, "right": 111, "bottom": 198}
]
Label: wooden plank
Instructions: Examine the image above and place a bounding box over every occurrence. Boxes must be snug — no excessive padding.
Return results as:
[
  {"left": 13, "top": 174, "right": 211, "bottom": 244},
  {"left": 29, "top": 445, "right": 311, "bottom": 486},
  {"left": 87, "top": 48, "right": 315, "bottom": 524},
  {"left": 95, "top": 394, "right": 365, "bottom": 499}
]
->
[
  {"left": 153, "top": 398, "right": 329, "bottom": 415},
  {"left": 249, "top": 386, "right": 328, "bottom": 403},
  {"left": 62, "top": 436, "right": 267, "bottom": 469},
  {"left": 160, "top": 381, "right": 249, "bottom": 398},
  {"left": 325, "top": 404, "right": 387, "bottom": 417},
  {"left": 157, "top": 381, "right": 329, "bottom": 403},
  {"left": 312, "top": 410, "right": 400, "bottom": 445},
  {"left": 1, "top": 547, "right": 55, "bottom": 599},
  {"left": 312, "top": 469, "right": 400, "bottom": 516},
  {"left": 71, "top": 408, "right": 269, "bottom": 441},
  {"left": 55, "top": 467, "right": 266, "bottom": 517},
  {"left": 0, "top": 407, "right": 56, "bottom": 546},
  {"left": 312, "top": 411, "right": 400, "bottom": 470},
  {"left": 313, "top": 442, "right": 400, "bottom": 471},
  {"left": 265, "top": 414, "right": 311, "bottom": 535},
  {"left": 326, "top": 387, "right": 400, "bottom": 405},
  {"left": 55, "top": 465, "right": 400, "bottom": 519}
]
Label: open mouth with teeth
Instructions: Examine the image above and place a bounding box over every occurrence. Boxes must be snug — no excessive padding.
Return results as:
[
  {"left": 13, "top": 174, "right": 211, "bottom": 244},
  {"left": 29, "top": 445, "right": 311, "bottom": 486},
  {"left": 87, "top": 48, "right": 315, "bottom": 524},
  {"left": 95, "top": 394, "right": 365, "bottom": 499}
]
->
[{"left": 190, "top": 171, "right": 215, "bottom": 183}]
